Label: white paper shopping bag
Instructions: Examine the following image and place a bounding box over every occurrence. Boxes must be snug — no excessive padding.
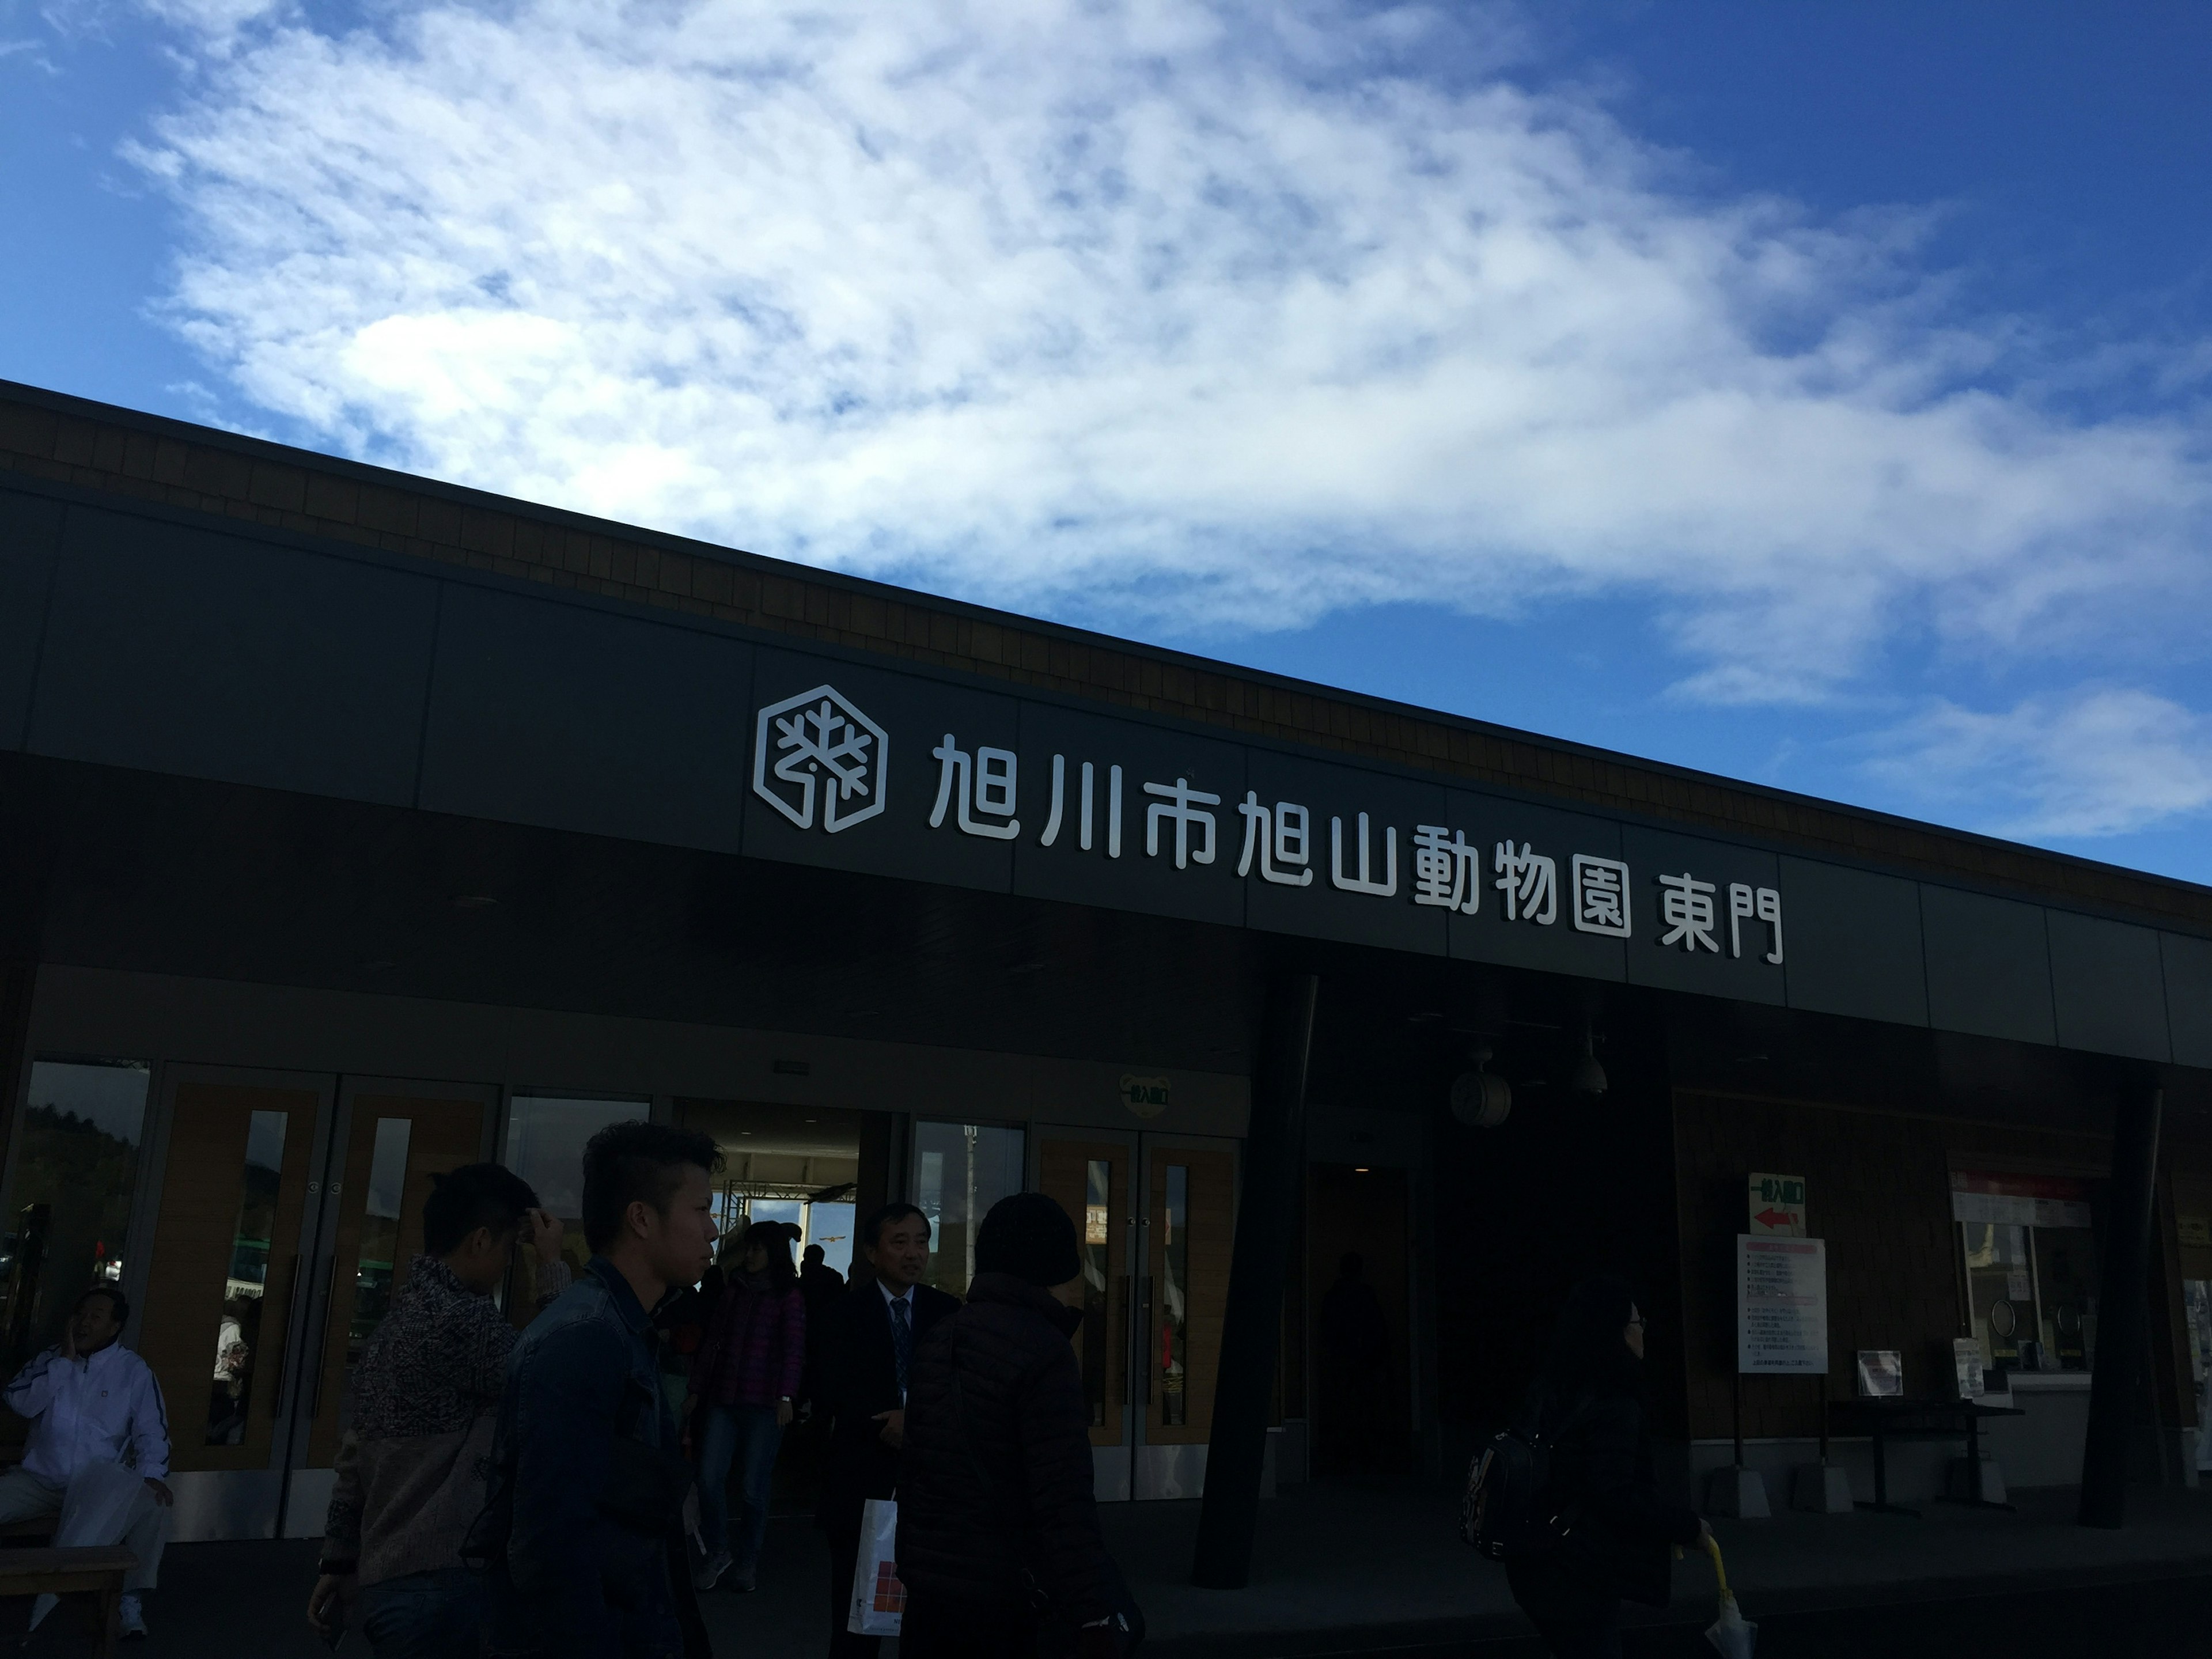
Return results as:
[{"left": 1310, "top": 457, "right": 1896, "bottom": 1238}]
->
[{"left": 846, "top": 1496, "right": 906, "bottom": 1636}]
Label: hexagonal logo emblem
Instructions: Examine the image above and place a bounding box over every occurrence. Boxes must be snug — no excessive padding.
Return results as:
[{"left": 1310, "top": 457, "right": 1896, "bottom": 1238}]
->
[{"left": 752, "top": 684, "right": 889, "bottom": 834}]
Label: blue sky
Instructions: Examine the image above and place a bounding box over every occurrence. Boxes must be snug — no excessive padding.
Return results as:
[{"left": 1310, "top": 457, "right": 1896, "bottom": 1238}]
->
[{"left": 6, "top": 2, "right": 2211, "bottom": 881}]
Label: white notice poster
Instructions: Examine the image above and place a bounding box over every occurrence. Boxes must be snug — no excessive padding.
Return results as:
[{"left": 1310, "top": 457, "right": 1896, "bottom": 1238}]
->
[{"left": 1737, "top": 1234, "right": 1828, "bottom": 1374}]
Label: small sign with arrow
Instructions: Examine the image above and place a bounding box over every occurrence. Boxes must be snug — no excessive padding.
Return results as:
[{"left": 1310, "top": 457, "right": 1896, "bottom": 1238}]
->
[{"left": 1747, "top": 1172, "right": 1806, "bottom": 1238}]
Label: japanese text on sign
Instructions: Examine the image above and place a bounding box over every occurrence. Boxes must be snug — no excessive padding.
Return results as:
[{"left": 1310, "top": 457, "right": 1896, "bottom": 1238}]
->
[{"left": 1737, "top": 1236, "right": 1828, "bottom": 1375}]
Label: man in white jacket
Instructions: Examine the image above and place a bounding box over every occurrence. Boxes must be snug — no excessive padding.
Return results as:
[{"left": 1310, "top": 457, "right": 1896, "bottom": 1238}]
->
[{"left": 0, "top": 1283, "right": 173, "bottom": 1639}]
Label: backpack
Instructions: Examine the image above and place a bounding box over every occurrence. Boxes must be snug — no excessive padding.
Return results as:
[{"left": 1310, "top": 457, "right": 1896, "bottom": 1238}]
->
[{"left": 1460, "top": 1394, "right": 1584, "bottom": 1561}]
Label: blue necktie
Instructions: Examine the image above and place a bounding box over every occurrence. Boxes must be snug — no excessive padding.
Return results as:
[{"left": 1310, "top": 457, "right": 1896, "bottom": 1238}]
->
[{"left": 890, "top": 1296, "right": 914, "bottom": 1399}]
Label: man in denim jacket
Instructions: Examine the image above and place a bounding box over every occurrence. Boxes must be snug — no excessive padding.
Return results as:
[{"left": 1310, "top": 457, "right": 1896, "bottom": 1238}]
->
[{"left": 483, "top": 1121, "right": 722, "bottom": 1658}]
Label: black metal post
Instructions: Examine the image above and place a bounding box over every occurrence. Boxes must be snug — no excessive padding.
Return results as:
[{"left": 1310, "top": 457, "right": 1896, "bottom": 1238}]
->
[
  {"left": 1732, "top": 1369, "right": 1744, "bottom": 1468},
  {"left": 1191, "top": 972, "right": 1320, "bottom": 1590},
  {"left": 2080, "top": 1075, "right": 2163, "bottom": 1528}
]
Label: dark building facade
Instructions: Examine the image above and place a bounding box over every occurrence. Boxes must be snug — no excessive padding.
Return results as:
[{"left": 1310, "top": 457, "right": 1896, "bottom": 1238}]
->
[{"left": 0, "top": 379, "right": 2206, "bottom": 1540}]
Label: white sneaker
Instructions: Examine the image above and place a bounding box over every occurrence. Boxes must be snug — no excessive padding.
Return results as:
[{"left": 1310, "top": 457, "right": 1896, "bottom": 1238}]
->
[{"left": 118, "top": 1594, "right": 147, "bottom": 1640}]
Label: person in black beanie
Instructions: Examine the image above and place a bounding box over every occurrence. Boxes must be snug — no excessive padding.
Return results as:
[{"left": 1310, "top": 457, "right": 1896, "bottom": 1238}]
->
[
  {"left": 1505, "top": 1275, "right": 1707, "bottom": 1658},
  {"left": 896, "top": 1192, "right": 1139, "bottom": 1658}
]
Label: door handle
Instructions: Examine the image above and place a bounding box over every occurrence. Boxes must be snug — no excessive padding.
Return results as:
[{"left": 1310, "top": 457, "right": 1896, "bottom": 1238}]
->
[
  {"left": 269, "top": 1255, "right": 300, "bottom": 1418},
  {"left": 309, "top": 1256, "right": 343, "bottom": 1419},
  {"left": 1137, "top": 1277, "right": 1153, "bottom": 1406}
]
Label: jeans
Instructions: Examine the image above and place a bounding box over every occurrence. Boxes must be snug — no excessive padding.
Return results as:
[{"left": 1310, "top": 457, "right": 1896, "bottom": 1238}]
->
[
  {"left": 361, "top": 1568, "right": 484, "bottom": 1659},
  {"left": 695, "top": 1402, "right": 783, "bottom": 1575}
]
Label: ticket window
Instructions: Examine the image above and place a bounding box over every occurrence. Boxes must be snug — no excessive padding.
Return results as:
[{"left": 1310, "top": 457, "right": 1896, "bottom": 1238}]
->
[
  {"left": 1959, "top": 1221, "right": 2100, "bottom": 1373},
  {"left": 1962, "top": 1222, "right": 2037, "bottom": 1371},
  {"left": 1953, "top": 1171, "right": 2099, "bottom": 1374}
]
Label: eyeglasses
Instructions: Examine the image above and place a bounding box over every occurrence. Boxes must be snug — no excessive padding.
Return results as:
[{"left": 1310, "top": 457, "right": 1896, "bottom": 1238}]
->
[{"left": 1626, "top": 1317, "right": 1646, "bottom": 1331}]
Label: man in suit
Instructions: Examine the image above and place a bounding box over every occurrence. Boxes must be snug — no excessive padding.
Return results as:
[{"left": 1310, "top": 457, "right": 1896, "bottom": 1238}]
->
[{"left": 815, "top": 1202, "right": 958, "bottom": 1657}]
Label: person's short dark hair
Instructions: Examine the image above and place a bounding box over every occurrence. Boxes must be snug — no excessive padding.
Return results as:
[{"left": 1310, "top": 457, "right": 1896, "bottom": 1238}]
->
[
  {"left": 581, "top": 1121, "right": 723, "bottom": 1253},
  {"left": 803, "top": 1243, "right": 825, "bottom": 1264},
  {"left": 862, "top": 1202, "right": 930, "bottom": 1251},
  {"left": 1340, "top": 1252, "right": 1364, "bottom": 1278},
  {"left": 74, "top": 1283, "right": 128, "bottom": 1327},
  {"left": 424, "top": 1162, "right": 543, "bottom": 1257}
]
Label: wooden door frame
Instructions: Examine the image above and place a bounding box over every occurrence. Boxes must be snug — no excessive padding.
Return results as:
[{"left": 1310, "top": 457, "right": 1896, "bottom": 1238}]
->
[
  {"left": 285, "top": 1077, "right": 501, "bottom": 1474},
  {"left": 138, "top": 1063, "right": 342, "bottom": 1465},
  {"left": 1132, "top": 1131, "right": 1239, "bottom": 1497},
  {"left": 1030, "top": 1124, "right": 1140, "bottom": 1498}
]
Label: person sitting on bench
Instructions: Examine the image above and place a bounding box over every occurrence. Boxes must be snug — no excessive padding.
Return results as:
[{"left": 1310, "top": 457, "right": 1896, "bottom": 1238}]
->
[{"left": 0, "top": 1283, "right": 173, "bottom": 1641}]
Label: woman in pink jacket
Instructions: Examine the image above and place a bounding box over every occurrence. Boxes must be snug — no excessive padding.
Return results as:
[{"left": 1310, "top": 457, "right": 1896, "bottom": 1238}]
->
[{"left": 687, "top": 1219, "right": 806, "bottom": 1593}]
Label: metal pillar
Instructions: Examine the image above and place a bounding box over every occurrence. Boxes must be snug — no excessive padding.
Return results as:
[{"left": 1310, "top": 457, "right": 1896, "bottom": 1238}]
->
[
  {"left": 1191, "top": 972, "right": 1320, "bottom": 1590},
  {"left": 2080, "top": 1075, "right": 2163, "bottom": 1528}
]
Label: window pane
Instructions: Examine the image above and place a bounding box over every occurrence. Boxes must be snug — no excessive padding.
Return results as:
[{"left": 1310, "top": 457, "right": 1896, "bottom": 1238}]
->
[
  {"left": 1161, "top": 1164, "right": 1189, "bottom": 1426},
  {"left": 1961, "top": 1220, "right": 2037, "bottom": 1371},
  {"left": 2033, "top": 1226, "right": 2099, "bottom": 1370},
  {"left": 209, "top": 1109, "right": 287, "bottom": 1445},
  {"left": 504, "top": 1097, "right": 646, "bottom": 1282},
  {"left": 0, "top": 1060, "right": 151, "bottom": 1376},
  {"left": 1081, "top": 1158, "right": 1110, "bottom": 1427},
  {"left": 806, "top": 1200, "right": 856, "bottom": 1281},
  {"left": 349, "top": 1118, "right": 412, "bottom": 1350},
  {"left": 912, "top": 1122, "right": 1025, "bottom": 1297}
]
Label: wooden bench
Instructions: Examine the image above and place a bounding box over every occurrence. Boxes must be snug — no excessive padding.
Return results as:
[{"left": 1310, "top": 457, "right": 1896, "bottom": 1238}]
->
[{"left": 0, "top": 1547, "right": 138, "bottom": 1656}]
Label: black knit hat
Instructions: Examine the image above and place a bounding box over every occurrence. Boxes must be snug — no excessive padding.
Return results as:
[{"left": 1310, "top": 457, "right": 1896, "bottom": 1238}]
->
[{"left": 974, "top": 1192, "right": 1082, "bottom": 1288}]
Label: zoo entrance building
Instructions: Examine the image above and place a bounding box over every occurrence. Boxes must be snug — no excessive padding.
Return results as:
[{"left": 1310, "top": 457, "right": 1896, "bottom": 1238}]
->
[{"left": 0, "top": 379, "right": 2206, "bottom": 1562}]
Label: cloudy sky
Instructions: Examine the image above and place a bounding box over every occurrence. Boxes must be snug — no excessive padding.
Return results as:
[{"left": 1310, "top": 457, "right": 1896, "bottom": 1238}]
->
[{"left": 6, "top": 2, "right": 2211, "bottom": 878}]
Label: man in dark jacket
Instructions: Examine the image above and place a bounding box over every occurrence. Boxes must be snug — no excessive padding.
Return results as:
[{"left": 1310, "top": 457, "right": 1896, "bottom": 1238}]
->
[
  {"left": 812, "top": 1203, "right": 957, "bottom": 1658},
  {"left": 897, "top": 1193, "right": 1130, "bottom": 1659},
  {"left": 482, "top": 1121, "right": 721, "bottom": 1659}
]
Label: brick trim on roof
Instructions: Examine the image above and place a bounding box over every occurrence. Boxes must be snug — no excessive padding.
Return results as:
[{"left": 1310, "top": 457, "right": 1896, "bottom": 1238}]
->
[{"left": 5, "top": 378, "right": 2207, "bottom": 932}]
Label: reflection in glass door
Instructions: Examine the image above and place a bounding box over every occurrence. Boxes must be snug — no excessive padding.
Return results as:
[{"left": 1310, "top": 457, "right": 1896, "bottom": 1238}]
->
[
  {"left": 1036, "top": 1135, "right": 1132, "bottom": 1500},
  {"left": 0, "top": 1060, "right": 154, "bottom": 1388}
]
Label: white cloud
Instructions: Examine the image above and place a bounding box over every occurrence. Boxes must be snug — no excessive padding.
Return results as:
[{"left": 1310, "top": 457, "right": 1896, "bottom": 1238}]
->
[
  {"left": 122, "top": 0, "right": 2212, "bottom": 709},
  {"left": 1865, "top": 688, "right": 2212, "bottom": 840}
]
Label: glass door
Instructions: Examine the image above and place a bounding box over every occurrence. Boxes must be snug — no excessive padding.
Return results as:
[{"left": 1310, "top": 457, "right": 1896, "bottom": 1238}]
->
[
  {"left": 1034, "top": 1132, "right": 1134, "bottom": 1500},
  {"left": 134, "top": 1070, "right": 334, "bottom": 1541},
  {"left": 282, "top": 1081, "right": 495, "bottom": 1535},
  {"left": 1133, "top": 1134, "right": 1236, "bottom": 1500}
]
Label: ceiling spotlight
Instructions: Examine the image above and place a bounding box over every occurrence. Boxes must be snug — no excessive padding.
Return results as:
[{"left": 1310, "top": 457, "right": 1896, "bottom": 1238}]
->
[
  {"left": 1449, "top": 1047, "right": 1512, "bottom": 1129},
  {"left": 1571, "top": 1028, "right": 1608, "bottom": 1097}
]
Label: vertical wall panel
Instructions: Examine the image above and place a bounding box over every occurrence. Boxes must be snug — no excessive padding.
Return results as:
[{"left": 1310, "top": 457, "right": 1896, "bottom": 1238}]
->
[
  {"left": 2047, "top": 911, "right": 2169, "bottom": 1062},
  {"left": 0, "top": 491, "right": 65, "bottom": 751},
  {"left": 1778, "top": 857, "right": 1929, "bottom": 1027},
  {"left": 1921, "top": 885, "right": 2056, "bottom": 1046}
]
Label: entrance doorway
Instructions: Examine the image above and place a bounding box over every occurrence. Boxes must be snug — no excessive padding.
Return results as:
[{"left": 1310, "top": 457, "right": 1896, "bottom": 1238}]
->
[
  {"left": 1033, "top": 1128, "right": 1236, "bottom": 1500},
  {"left": 672, "top": 1100, "right": 882, "bottom": 1524},
  {"left": 130, "top": 1070, "right": 495, "bottom": 1540},
  {"left": 1306, "top": 1162, "right": 1410, "bottom": 1484}
]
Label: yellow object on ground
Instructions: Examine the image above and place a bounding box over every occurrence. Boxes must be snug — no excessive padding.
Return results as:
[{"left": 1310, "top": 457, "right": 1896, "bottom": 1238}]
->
[{"left": 1702, "top": 1535, "right": 1758, "bottom": 1658}]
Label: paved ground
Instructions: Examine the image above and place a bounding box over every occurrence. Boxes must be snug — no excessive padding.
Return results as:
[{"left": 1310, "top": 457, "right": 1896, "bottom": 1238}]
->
[{"left": 1, "top": 1481, "right": 2207, "bottom": 1655}]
